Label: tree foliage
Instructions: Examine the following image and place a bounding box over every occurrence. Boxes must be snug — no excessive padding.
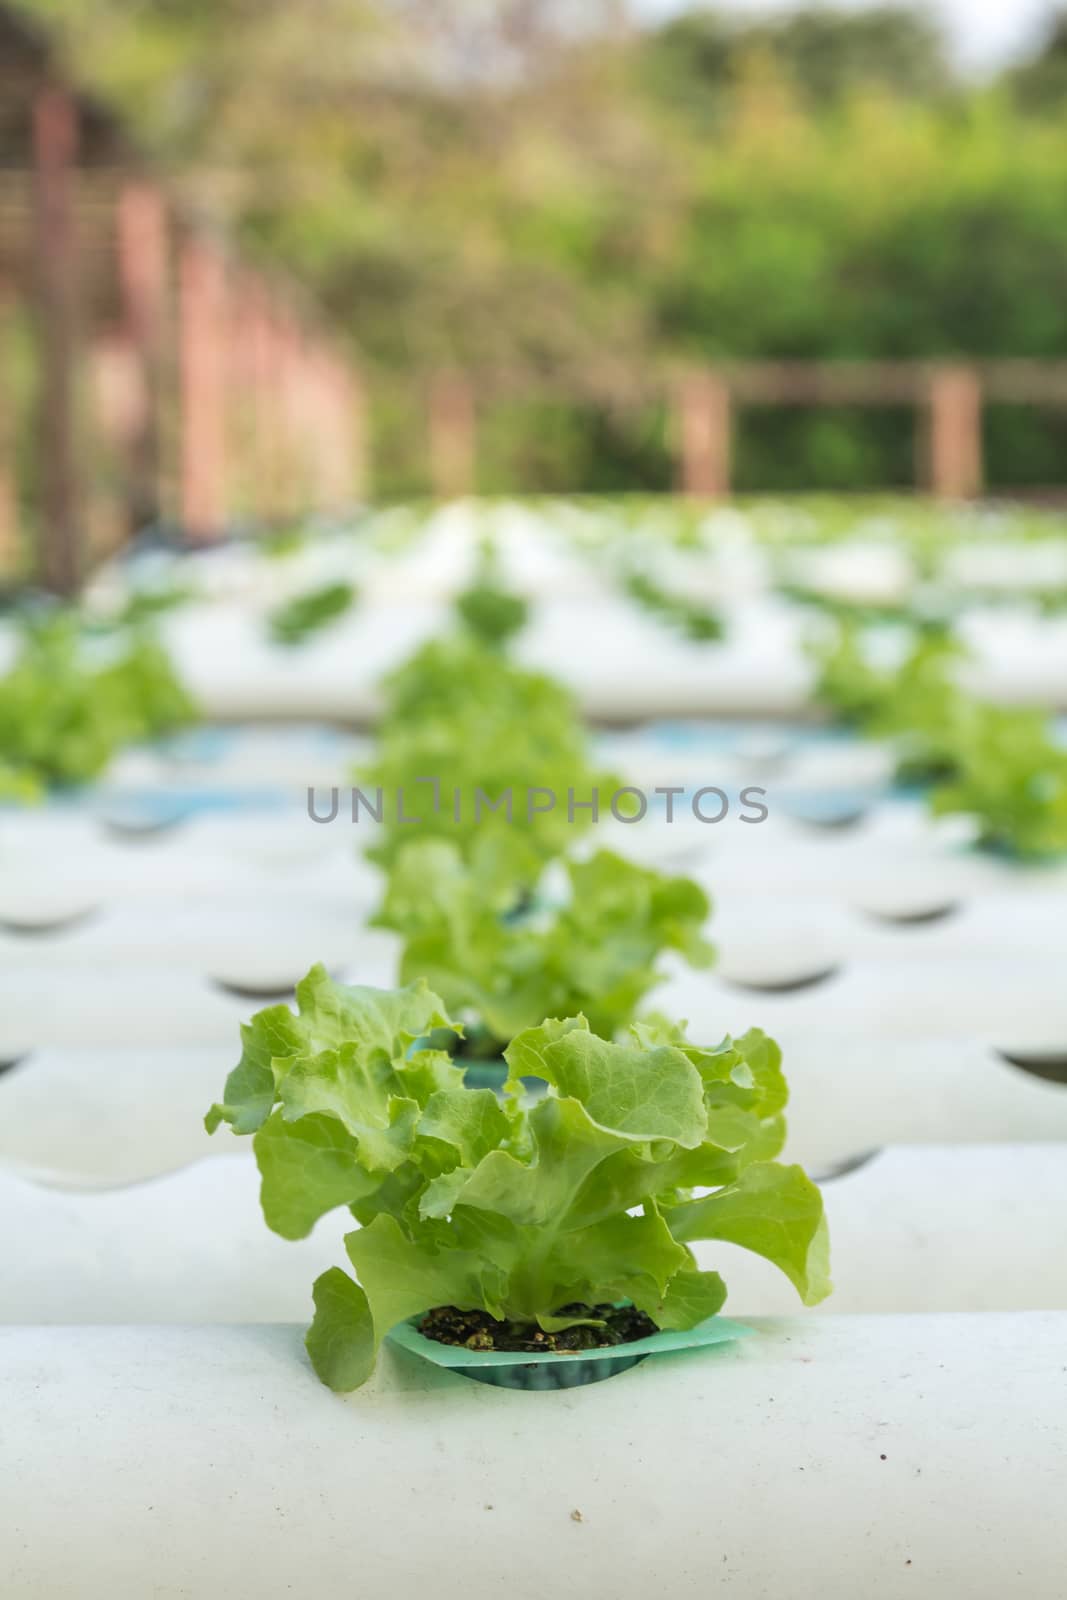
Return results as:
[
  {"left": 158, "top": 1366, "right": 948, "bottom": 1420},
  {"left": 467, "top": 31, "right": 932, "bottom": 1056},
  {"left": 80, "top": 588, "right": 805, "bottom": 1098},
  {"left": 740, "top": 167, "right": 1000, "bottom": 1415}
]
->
[{"left": 21, "top": 2, "right": 1067, "bottom": 491}]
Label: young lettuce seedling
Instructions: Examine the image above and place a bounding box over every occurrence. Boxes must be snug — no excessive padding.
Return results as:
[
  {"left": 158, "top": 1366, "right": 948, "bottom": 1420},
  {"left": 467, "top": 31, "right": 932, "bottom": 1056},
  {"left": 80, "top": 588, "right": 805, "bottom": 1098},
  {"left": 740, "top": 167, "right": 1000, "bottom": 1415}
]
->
[
  {"left": 453, "top": 545, "right": 529, "bottom": 650},
  {"left": 206, "top": 968, "right": 830, "bottom": 1392},
  {"left": 623, "top": 570, "right": 724, "bottom": 643},
  {"left": 810, "top": 618, "right": 1067, "bottom": 855},
  {"left": 373, "top": 842, "right": 715, "bottom": 1057},
  {"left": 267, "top": 581, "right": 357, "bottom": 646},
  {"left": 929, "top": 704, "right": 1067, "bottom": 858},
  {"left": 358, "top": 635, "right": 620, "bottom": 894},
  {"left": 0, "top": 612, "right": 196, "bottom": 789}
]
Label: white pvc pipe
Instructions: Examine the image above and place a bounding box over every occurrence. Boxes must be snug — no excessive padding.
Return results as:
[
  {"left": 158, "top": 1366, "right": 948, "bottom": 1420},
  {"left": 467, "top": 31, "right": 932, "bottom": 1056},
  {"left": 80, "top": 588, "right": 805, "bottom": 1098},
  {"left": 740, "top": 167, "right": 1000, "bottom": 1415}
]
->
[
  {"left": 2, "top": 1146, "right": 1065, "bottom": 1324},
  {"left": 1, "top": 1037, "right": 1064, "bottom": 1189},
  {"left": 1, "top": 1314, "right": 1063, "bottom": 1599}
]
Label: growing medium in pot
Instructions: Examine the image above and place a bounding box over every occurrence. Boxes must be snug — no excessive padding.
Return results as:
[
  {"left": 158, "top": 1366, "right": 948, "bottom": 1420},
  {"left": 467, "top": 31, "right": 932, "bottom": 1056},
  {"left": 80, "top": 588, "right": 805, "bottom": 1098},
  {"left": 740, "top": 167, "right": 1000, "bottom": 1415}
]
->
[{"left": 206, "top": 966, "right": 831, "bottom": 1391}]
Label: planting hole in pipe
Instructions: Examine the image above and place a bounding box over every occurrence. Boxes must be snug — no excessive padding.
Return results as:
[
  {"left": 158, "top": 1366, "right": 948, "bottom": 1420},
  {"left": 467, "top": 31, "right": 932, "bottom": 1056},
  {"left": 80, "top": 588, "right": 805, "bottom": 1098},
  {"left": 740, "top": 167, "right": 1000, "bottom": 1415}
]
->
[
  {"left": 794, "top": 808, "right": 870, "bottom": 832},
  {"left": 0, "top": 906, "right": 99, "bottom": 937},
  {"left": 997, "top": 1050, "right": 1067, "bottom": 1087},
  {"left": 862, "top": 901, "right": 961, "bottom": 927},
  {"left": 211, "top": 960, "right": 347, "bottom": 1004},
  {"left": 722, "top": 965, "right": 842, "bottom": 996},
  {"left": 96, "top": 788, "right": 195, "bottom": 839},
  {"left": 810, "top": 1147, "right": 883, "bottom": 1184},
  {"left": 781, "top": 787, "right": 875, "bottom": 831},
  {"left": 212, "top": 977, "right": 300, "bottom": 1003},
  {"left": 102, "top": 813, "right": 187, "bottom": 842}
]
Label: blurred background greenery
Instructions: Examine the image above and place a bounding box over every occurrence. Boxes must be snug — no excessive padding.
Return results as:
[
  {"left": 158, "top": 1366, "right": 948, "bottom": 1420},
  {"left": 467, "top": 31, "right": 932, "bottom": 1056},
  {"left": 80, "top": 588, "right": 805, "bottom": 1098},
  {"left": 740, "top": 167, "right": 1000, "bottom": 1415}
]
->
[{"left": 19, "top": 0, "right": 1067, "bottom": 497}]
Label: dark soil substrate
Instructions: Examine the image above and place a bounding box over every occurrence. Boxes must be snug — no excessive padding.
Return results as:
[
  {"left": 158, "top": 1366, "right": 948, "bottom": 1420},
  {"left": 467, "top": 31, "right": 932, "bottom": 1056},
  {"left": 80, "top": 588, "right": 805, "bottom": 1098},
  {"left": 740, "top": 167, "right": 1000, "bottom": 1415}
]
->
[
  {"left": 422, "top": 1026, "right": 507, "bottom": 1065},
  {"left": 418, "top": 1303, "right": 659, "bottom": 1353},
  {"left": 454, "top": 1033, "right": 509, "bottom": 1064}
]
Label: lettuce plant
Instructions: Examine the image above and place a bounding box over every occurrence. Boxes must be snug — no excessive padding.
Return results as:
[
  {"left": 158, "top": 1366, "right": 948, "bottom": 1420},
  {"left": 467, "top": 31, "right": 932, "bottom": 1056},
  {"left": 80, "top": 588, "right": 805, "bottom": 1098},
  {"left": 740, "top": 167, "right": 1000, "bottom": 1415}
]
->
[
  {"left": 864, "top": 633, "right": 971, "bottom": 786},
  {"left": 268, "top": 580, "right": 356, "bottom": 645},
  {"left": 811, "top": 619, "right": 1067, "bottom": 855},
  {"left": 453, "top": 556, "right": 528, "bottom": 649},
  {"left": 0, "top": 614, "right": 196, "bottom": 788},
  {"left": 112, "top": 632, "right": 199, "bottom": 739},
  {"left": 374, "top": 841, "right": 714, "bottom": 1055},
  {"left": 810, "top": 620, "right": 959, "bottom": 731},
  {"left": 206, "top": 967, "right": 830, "bottom": 1392},
  {"left": 0, "top": 762, "right": 42, "bottom": 804},
  {"left": 808, "top": 617, "right": 891, "bottom": 724},
  {"left": 624, "top": 571, "right": 724, "bottom": 643},
  {"left": 929, "top": 705, "right": 1067, "bottom": 858},
  {"left": 811, "top": 621, "right": 974, "bottom": 785},
  {"left": 110, "top": 584, "right": 195, "bottom": 628},
  {"left": 360, "top": 636, "right": 617, "bottom": 890},
  {"left": 261, "top": 526, "right": 309, "bottom": 560}
]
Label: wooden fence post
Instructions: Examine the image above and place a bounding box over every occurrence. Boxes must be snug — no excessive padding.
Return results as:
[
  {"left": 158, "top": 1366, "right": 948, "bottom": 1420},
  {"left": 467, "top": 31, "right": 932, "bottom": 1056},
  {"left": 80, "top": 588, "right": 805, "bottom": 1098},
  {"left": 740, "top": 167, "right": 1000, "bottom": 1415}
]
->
[
  {"left": 924, "top": 365, "right": 982, "bottom": 500},
  {"left": 88, "top": 330, "right": 145, "bottom": 556},
  {"left": 179, "top": 235, "right": 227, "bottom": 541},
  {"left": 32, "top": 85, "right": 81, "bottom": 594},
  {"left": 429, "top": 371, "right": 476, "bottom": 500},
  {"left": 303, "top": 335, "right": 328, "bottom": 511},
  {"left": 274, "top": 305, "right": 308, "bottom": 519},
  {"left": 244, "top": 279, "right": 276, "bottom": 523},
  {"left": 221, "top": 273, "right": 255, "bottom": 523},
  {"left": 306, "top": 347, "right": 361, "bottom": 511},
  {"left": 676, "top": 370, "right": 731, "bottom": 497},
  {"left": 116, "top": 181, "right": 168, "bottom": 534},
  {"left": 0, "top": 293, "right": 17, "bottom": 578},
  {"left": 345, "top": 363, "right": 369, "bottom": 506}
]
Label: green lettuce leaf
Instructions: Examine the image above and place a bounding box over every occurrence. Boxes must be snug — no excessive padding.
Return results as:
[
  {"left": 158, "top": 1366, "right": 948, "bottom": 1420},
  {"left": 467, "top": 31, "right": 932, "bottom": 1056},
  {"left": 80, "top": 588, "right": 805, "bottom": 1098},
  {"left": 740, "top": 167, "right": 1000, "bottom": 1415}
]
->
[
  {"left": 205, "top": 1005, "right": 307, "bottom": 1135},
  {"left": 666, "top": 1161, "right": 832, "bottom": 1306},
  {"left": 624, "top": 570, "right": 724, "bottom": 643},
  {"left": 306, "top": 1268, "right": 376, "bottom": 1391},
  {"left": 809, "top": 616, "right": 1067, "bottom": 855},
  {"left": 0, "top": 613, "right": 196, "bottom": 789},
  {"left": 929, "top": 704, "right": 1067, "bottom": 858},
  {"left": 385, "top": 844, "right": 714, "bottom": 1051},
  {"left": 359, "top": 635, "right": 618, "bottom": 891},
  {"left": 268, "top": 581, "right": 356, "bottom": 646},
  {"left": 254, "top": 1113, "right": 379, "bottom": 1240},
  {"left": 205, "top": 969, "right": 458, "bottom": 1136},
  {"left": 526, "top": 1028, "right": 706, "bottom": 1147},
  {"left": 454, "top": 565, "right": 529, "bottom": 649},
  {"left": 646, "top": 1268, "right": 728, "bottom": 1330}
]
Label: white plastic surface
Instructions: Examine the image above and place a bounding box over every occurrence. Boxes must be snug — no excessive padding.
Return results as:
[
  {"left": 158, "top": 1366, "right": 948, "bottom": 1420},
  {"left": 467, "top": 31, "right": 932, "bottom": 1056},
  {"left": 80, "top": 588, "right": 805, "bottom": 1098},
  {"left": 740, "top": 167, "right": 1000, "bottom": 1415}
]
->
[
  {"left": 2, "top": 1144, "right": 1063, "bottom": 1324},
  {"left": 2, "top": 1314, "right": 1064, "bottom": 1599},
  {"left": 0, "top": 1047, "right": 233, "bottom": 1187},
  {"left": 779, "top": 1034, "right": 1067, "bottom": 1168},
  {"left": 707, "top": 1144, "right": 1067, "bottom": 1316},
  {"left": 660, "top": 951, "right": 1067, "bottom": 1050},
  {"left": 0, "top": 1155, "right": 347, "bottom": 1323}
]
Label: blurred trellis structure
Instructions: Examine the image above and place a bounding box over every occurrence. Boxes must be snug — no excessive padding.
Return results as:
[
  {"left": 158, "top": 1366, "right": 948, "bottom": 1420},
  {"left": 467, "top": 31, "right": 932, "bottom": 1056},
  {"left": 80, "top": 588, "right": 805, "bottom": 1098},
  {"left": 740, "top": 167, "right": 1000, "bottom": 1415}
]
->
[
  {"left": 8, "top": 7, "right": 1067, "bottom": 592},
  {"left": 0, "top": 5, "right": 366, "bottom": 593},
  {"left": 433, "top": 359, "right": 1067, "bottom": 503}
]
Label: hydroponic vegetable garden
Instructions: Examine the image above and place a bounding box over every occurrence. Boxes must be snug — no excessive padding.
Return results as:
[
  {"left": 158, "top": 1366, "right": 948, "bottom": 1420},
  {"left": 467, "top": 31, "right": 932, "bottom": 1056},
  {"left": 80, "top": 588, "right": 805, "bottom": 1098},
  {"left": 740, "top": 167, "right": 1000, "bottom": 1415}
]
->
[{"left": 2, "top": 496, "right": 1066, "bottom": 1597}]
